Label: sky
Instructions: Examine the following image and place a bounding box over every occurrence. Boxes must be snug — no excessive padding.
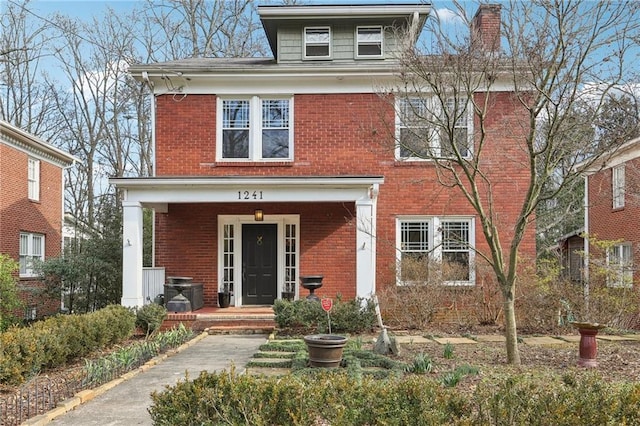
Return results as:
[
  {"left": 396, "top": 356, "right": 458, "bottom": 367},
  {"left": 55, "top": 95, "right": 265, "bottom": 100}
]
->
[{"left": 22, "top": 0, "right": 466, "bottom": 24}]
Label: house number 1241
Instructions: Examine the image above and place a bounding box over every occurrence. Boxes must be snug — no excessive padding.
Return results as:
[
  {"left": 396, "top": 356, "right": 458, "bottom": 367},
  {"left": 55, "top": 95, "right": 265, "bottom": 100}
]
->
[{"left": 238, "top": 190, "right": 263, "bottom": 200}]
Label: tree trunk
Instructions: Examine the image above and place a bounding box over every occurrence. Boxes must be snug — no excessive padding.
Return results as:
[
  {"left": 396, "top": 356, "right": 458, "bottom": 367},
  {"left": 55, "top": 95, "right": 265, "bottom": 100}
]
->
[{"left": 503, "top": 288, "right": 521, "bottom": 365}]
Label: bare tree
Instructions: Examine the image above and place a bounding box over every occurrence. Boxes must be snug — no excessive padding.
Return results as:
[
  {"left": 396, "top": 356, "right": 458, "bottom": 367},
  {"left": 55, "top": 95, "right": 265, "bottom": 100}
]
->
[
  {"left": 393, "top": 0, "right": 640, "bottom": 364},
  {"left": 0, "top": 0, "right": 65, "bottom": 138},
  {"left": 137, "top": 0, "right": 266, "bottom": 61}
]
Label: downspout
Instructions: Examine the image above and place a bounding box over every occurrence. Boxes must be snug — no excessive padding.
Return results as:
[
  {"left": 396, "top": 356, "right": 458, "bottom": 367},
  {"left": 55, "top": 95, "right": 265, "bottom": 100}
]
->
[{"left": 142, "top": 71, "right": 156, "bottom": 267}]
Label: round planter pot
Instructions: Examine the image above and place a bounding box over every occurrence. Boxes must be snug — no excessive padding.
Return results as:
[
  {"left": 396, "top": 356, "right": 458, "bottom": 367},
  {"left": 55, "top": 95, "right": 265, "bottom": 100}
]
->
[
  {"left": 304, "top": 334, "right": 348, "bottom": 368},
  {"left": 218, "top": 292, "right": 231, "bottom": 308}
]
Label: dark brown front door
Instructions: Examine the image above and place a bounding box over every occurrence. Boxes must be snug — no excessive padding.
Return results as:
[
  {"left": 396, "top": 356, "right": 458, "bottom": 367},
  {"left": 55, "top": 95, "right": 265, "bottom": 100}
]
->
[{"left": 242, "top": 224, "right": 277, "bottom": 305}]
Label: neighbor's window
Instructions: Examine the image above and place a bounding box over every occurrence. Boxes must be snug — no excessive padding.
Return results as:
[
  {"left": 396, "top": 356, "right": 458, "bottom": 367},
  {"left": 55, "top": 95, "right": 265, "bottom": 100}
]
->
[
  {"left": 397, "top": 217, "right": 474, "bottom": 285},
  {"left": 20, "top": 232, "right": 45, "bottom": 277},
  {"left": 612, "top": 164, "right": 625, "bottom": 209},
  {"left": 28, "top": 158, "right": 40, "bottom": 201},
  {"left": 218, "top": 96, "right": 292, "bottom": 161},
  {"left": 304, "top": 27, "right": 331, "bottom": 58},
  {"left": 608, "top": 243, "right": 632, "bottom": 288},
  {"left": 356, "top": 26, "right": 383, "bottom": 57},
  {"left": 396, "top": 96, "right": 472, "bottom": 160}
]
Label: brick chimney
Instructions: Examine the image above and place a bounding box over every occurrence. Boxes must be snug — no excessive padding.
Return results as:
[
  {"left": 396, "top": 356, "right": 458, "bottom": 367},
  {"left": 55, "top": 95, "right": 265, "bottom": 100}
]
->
[{"left": 471, "top": 4, "right": 501, "bottom": 52}]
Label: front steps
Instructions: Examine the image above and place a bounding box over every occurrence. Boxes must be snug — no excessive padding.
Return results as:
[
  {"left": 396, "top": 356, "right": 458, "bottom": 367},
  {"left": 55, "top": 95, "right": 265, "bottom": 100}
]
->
[{"left": 160, "top": 307, "right": 276, "bottom": 334}]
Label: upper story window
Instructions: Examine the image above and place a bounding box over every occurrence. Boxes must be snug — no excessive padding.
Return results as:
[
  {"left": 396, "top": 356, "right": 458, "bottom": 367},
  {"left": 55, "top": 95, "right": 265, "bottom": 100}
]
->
[
  {"left": 397, "top": 216, "right": 475, "bottom": 286},
  {"left": 218, "top": 96, "right": 292, "bottom": 161},
  {"left": 396, "top": 96, "right": 472, "bottom": 160},
  {"left": 607, "top": 243, "right": 632, "bottom": 288},
  {"left": 28, "top": 157, "right": 40, "bottom": 201},
  {"left": 20, "top": 232, "right": 45, "bottom": 277},
  {"left": 356, "top": 26, "right": 383, "bottom": 58},
  {"left": 304, "top": 27, "right": 331, "bottom": 59},
  {"left": 612, "top": 164, "right": 625, "bottom": 209}
]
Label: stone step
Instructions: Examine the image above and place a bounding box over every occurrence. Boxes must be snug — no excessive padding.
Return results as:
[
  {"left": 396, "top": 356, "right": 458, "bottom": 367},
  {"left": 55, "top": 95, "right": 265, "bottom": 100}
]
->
[{"left": 206, "top": 325, "right": 275, "bottom": 335}]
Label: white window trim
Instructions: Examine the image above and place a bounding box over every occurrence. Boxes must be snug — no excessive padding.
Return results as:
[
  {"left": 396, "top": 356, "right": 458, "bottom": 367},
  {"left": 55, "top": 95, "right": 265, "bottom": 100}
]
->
[
  {"left": 396, "top": 216, "right": 475, "bottom": 286},
  {"left": 395, "top": 96, "right": 473, "bottom": 161},
  {"left": 216, "top": 96, "right": 294, "bottom": 162},
  {"left": 612, "top": 164, "right": 625, "bottom": 209},
  {"left": 355, "top": 26, "right": 384, "bottom": 58},
  {"left": 28, "top": 157, "right": 40, "bottom": 201},
  {"left": 218, "top": 215, "right": 300, "bottom": 306},
  {"left": 20, "top": 232, "right": 45, "bottom": 277},
  {"left": 607, "top": 243, "right": 633, "bottom": 288},
  {"left": 303, "top": 26, "right": 331, "bottom": 60}
]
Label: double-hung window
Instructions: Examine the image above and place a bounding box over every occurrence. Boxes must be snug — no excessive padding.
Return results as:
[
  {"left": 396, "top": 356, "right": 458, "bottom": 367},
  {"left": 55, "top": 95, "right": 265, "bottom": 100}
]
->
[
  {"left": 356, "top": 26, "right": 383, "bottom": 57},
  {"left": 28, "top": 158, "right": 40, "bottom": 201},
  {"left": 612, "top": 164, "right": 625, "bottom": 209},
  {"left": 396, "top": 96, "right": 472, "bottom": 160},
  {"left": 304, "top": 27, "right": 331, "bottom": 59},
  {"left": 608, "top": 243, "right": 632, "bottom": 288},
  {"left": 397, "top": 217, "right": 474, "bottom": 285},
  {"left": 20, "top": 232, "right": 45, "bottom": 277},
  {"left": 218, "top": 96, "right": 292, "bottom": 161}
]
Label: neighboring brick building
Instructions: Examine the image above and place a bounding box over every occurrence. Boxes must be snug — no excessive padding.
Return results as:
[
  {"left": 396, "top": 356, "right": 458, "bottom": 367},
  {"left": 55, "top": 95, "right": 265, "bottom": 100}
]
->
[
  {"left": 0, "top": 121, "right": 76, "bottom": 318},
  {"left": 582, "top": 136, "right": 640, "bottom": 288},
  {"left": 112, "top": 3, "right": 535, "bottom": 309}
]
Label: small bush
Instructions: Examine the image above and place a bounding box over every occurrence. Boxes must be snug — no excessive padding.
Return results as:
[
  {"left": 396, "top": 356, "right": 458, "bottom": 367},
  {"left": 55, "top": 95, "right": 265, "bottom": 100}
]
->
[
  {"left": 273, "top": 297, "right": 375, "bottom": 334},
  {"left": 136, "top": 303, "right": 167, "bottom": 336},
  {"left": 0, "top": 305, "right": 135, "bottom": 385}
]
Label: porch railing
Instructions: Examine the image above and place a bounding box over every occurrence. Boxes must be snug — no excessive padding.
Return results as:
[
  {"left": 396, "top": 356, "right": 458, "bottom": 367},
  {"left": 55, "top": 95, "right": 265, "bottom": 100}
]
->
[{"left": 143, "top": 267, "right": 165, "bottom": 304}]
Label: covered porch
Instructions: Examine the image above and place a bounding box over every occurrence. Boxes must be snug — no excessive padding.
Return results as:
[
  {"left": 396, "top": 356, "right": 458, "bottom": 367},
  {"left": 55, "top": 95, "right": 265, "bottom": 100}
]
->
[{"left": 109, "top": 176, "right": 383, "bottom": 309}]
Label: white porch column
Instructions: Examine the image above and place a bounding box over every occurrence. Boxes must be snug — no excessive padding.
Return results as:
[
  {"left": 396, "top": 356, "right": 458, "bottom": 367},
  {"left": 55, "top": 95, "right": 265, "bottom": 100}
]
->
[
  {"left": 121, "top": 200, "right": 144, "bottom": 307},
  {"left": 355, "top": 185, "right": 379, "bottom": 299}
]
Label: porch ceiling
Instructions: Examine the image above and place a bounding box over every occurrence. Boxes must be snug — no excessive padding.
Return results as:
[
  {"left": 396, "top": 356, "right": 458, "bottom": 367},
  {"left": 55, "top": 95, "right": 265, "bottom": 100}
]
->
[{"left": 109, "top": 175, "right": 384, "bottom": 205}]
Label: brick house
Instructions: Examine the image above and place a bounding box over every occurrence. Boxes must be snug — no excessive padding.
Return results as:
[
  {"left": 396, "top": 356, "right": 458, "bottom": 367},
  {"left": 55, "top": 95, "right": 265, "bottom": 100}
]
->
[
  {"left": 112, "top": 3, "right": 534, "bottom": 309},
  {"left": 0, "top": 121, "right": 77, "bottom": 318},
  {"left": 581, "top": 136, "right": 640, "bottom": 288}
]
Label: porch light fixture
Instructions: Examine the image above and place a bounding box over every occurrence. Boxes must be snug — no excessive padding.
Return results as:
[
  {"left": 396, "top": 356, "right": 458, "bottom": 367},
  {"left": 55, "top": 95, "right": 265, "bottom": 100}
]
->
[{"left": 254, "top": 209, "right": 264, "bottom": 221}]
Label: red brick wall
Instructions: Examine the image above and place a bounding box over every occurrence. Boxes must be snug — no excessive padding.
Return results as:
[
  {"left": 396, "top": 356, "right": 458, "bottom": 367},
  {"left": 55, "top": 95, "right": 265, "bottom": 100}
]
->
[
  {"left": 153, "top": 90, "right": 534, "bottom": 305},
  {"left": 0, "top": 143, "right": 64, "bottom": 316},
  {"left": 155, "top": 202, "right": 356, "bottom": 305},
  {"left": 588, "top": 158, "right": 640, "bottom": 284}
]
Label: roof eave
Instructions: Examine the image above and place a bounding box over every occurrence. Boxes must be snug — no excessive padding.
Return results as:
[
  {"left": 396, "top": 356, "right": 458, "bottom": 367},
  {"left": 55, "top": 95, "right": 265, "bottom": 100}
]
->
[{"left": 0, "top": 120, "right": 79, "bottom": 166}]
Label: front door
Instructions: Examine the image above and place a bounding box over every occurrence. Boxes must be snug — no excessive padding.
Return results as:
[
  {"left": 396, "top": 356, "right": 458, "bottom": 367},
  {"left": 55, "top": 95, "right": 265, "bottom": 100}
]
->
[{"left": 242, "top": 224, "right": 277, "bottom": 305}]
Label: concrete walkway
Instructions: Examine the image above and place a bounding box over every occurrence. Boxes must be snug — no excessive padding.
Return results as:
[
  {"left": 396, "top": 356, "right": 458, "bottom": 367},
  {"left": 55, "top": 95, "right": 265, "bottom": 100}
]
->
[{"left": 42, "top": 334, "right": 266, "bottom": 426}]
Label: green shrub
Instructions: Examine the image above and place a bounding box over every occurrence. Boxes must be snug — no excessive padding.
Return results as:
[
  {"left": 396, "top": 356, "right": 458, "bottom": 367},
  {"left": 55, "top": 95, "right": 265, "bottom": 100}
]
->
[
  {"left": 149, "top": 370, "right": 466, "bottom": 425},
  {"left": 149, "top": 371, "right": 640, "bottom": 425},
  {"left": 136, "top": 303, "right": 167, "bottom": 336},
  {"left": 0, "top": 254, "right": 22, "bottom": 331},
  {"left": 0, "top": 305, "right": 135, "bottom": 385},
  {"left": 273, "top": 297, "right": 376, "bottom": 334}
]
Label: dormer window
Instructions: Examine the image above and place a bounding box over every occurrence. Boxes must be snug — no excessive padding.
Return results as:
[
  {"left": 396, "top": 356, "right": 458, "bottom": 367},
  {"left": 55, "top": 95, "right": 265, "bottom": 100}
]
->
[
  {"left": 304, "top": 27, "right": 331, "bottom": 59},
  {"left": 356, "top": 26, "right": 383, "bottom": 58}
]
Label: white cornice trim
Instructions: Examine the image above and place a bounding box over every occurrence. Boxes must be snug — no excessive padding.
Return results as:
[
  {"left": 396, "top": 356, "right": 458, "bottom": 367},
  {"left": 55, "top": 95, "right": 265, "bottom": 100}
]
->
[
  {"left": 0, "top": 121, "right": 79, "bottom": 167},
  {"left": 110, "top": 176, "right": 384, "bottom": 204},
  {"left": 144, "top": 72, "right": 517, "bottom": 96},
  {"left": 579, "top": 136, "right": 640, "bottom": 174},
  {"left": 258, "top": 5, "right": 431, "bottom": 19},
  {"left": 110, "top": 176, "right": 384, "bottom": 188}
]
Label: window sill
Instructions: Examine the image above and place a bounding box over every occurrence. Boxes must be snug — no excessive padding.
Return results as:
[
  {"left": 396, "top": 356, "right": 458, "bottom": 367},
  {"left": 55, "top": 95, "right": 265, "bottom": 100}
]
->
[
  {"left": 393, "top": 160, "right": 437, "bottom": 167},
  {"left": 206, "top": 161, "right": 294, "bottom": 168},
  {"left": 397, "top": 281, "right": 475, "bottom": 288},
  {"left": 612, "top": 206, "right": 625, "bottom": 212}
]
